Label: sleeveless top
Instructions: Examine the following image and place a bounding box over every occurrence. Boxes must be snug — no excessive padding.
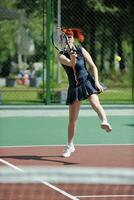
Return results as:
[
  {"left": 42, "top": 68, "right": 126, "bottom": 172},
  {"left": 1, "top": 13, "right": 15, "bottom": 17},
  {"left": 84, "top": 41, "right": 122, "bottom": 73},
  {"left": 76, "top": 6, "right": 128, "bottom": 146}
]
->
[{"left": 60, "top": 46, "right": 101, "bottom": 105}]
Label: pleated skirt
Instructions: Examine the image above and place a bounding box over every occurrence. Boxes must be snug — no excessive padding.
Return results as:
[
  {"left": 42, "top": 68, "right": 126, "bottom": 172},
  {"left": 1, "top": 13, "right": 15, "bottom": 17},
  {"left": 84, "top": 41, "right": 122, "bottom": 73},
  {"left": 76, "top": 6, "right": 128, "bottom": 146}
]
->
[{"left": 66, "top": 77, "right": 104, "bottom": 105}]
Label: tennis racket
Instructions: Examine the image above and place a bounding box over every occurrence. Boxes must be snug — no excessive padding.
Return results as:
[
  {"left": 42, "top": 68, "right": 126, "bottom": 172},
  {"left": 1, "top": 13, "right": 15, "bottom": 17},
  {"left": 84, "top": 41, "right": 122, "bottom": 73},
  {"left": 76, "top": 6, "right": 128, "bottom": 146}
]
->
[
  {"left": 52, "top": 27, "right": 79, "bottom": 85},
  {"left": 51, "top": 27, "right": 73, "bottom": 53}
]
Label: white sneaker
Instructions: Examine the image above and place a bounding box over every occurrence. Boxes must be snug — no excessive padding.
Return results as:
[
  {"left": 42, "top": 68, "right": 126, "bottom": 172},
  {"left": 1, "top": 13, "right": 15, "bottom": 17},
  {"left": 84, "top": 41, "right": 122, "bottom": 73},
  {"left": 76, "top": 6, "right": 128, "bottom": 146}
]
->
[
  {"left": 101, "top": 122, "right": 112, "bottom": 132},
  {"left": 62, "top": 145, "right": 75, "bottom": 157}
]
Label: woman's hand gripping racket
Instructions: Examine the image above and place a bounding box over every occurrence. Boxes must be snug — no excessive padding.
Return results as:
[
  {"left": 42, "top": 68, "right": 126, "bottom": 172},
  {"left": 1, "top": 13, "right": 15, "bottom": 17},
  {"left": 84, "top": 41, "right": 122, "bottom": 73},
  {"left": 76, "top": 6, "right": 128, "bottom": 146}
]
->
[{"left": 51, "top": 27, "right": 74, "bottom": 54}]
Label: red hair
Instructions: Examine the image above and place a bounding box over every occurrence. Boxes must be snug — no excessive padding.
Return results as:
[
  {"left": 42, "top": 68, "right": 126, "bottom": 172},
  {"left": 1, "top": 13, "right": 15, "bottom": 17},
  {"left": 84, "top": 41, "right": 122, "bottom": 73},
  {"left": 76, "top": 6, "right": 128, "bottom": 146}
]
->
[
  {"left": 61, "top": 28, "right": 74, "bottom": 36},
  {"left": 61, "top": 27, "right": 85, "bottom": 42},
  {"left": 72, "top": 28, "right": 85, "bottom": 42}
]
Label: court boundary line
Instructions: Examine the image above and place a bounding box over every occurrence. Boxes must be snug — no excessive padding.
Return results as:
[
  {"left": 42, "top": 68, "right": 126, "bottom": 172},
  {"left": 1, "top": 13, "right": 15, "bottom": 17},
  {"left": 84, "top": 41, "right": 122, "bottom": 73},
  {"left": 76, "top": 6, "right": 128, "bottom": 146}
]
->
[
  {"left": 0, "top": 158, "right": 79, "bottom": 200},
  {"left": 0, "top": 104, "right": 134, "bottom": 109},
  {"left": 0, "top": 143, "right": 134, "bottom": 148},
  {"left": 0, "top": 110, "right": 134, "bottom": 118},
  {"left": 0, "top": 106, "right": 134, "bottom": 118},
  {"left": 76, "top": 195, "right": 134, "bottom": 198}
]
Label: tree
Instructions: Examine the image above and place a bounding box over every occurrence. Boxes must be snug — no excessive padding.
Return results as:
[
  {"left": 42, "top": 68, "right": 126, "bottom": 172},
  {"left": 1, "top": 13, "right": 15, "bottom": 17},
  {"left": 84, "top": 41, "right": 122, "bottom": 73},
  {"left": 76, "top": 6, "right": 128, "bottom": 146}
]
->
[{"left": 0, "top": 0, "right": 45, "bottom": 69}]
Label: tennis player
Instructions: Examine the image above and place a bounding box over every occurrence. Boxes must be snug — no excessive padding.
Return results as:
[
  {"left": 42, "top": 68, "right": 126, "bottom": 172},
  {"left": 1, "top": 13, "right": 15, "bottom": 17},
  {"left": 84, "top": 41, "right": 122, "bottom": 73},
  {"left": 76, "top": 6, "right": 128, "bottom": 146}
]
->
[{"left": 59, "top": 29, "right": 112, "bottom": 157}]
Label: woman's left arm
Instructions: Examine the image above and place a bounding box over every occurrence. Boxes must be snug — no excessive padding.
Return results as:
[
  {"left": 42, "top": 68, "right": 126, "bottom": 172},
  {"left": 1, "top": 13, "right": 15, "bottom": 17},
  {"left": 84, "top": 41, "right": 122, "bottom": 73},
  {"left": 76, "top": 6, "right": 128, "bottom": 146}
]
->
[{"left": 82, "top": 47, "right": 103, "bottom": 92}]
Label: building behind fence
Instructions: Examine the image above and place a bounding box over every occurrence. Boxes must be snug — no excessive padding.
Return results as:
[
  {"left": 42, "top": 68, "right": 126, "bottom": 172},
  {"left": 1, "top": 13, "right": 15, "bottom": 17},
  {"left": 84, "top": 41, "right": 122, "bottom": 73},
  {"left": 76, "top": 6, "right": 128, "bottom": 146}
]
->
[{"left": 0, "top": 0, "right": 134, "bottom": 105}]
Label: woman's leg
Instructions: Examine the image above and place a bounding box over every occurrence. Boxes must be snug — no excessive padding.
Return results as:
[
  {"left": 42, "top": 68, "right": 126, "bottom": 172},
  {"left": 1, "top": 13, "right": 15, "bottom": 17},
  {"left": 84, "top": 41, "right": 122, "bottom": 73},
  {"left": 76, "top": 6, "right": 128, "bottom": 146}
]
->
[
  {"left": 68, "top": 100, "right": 81, "bottom": 144},
  {"left": 62, "top": 100, "right": 81, "bottom": 157},
  {"left": 88, "top": 94, "right": 112, "bottom": 132}
]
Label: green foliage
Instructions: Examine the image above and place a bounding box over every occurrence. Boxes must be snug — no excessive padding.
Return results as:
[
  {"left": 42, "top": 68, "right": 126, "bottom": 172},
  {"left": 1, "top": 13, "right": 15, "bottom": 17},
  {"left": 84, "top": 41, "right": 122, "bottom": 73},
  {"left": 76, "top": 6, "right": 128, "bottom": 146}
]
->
[
  {"left": 0, "top": 0, "right": 16, "bottom": 8},
  {"left": 86, "top": 0, "right": 118, "bottom": 13},
  {"left": 0, "top": 0, "right": 45, "bottom": 64},
  {"left": 0, "top": 0, "right": 18, "bottom": 63},
  {"left": 16, "top": 0, "right": 43, "bottom": 15},
  {"left": 0, "top": 20, "right": 17, "bottom": 62}
]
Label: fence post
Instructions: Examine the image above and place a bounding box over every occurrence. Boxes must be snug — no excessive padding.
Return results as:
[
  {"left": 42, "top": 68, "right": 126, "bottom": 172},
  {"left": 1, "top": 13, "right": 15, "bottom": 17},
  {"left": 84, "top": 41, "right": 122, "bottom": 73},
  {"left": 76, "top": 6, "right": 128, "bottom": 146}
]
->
[
  {"left": 46, "top": 0, "right": 51, "bottom": 104},
  {"left": 132, "top": 40, "right": 134, "bottom": 101}
]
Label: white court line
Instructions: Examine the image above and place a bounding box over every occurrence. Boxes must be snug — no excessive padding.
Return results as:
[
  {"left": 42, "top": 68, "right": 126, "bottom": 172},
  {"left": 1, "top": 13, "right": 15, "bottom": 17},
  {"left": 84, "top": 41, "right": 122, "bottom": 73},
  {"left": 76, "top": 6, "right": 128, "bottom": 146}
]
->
[
  {"left": 0, "top": 108, "right": 134, "bottom": 117},
  {"left": 77, "top": 195, "right": 134, "bottom": 198},
  {"left": 0, "top": 143, "right": 134, "bottom": 148},
  {"left": 0, "top": 104, "right": 134, "bottom": 109},
  {"left": 0, "top": 159, "right": 23, "bottom": 172},
  {"left": 0, "top": 158, "right": 79, "bottom": 200}
]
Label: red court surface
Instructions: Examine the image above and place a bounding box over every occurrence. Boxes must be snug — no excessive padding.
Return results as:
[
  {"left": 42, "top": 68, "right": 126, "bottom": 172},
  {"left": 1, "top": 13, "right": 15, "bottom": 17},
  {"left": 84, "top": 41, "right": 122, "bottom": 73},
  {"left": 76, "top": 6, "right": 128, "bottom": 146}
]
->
[
  {"left": 0, "top": 145, "right": 134, "bottom": 167},
  {"left": 0, "top": 145, "right": 134, "bottom": 200}
]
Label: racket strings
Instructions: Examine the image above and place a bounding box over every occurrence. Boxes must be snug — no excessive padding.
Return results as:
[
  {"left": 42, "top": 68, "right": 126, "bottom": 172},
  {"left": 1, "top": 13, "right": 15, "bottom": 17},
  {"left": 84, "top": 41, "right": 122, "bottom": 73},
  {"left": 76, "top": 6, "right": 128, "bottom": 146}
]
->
[
  {"left": 52, "top": 27, "right": 76, "bottom": 54},
  {"left": 52, "top": 29, "right": 64, "bottom": 51}
]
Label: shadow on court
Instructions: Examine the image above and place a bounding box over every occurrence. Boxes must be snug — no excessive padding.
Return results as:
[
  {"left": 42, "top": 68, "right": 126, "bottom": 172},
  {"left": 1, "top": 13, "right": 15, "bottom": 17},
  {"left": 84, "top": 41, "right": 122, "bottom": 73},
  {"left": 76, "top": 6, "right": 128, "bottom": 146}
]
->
[
  {"left": 125, "top": 124, "right": 134, "bottom": 127},
  {"left": 0, "top": 155, "right": 80, "bottom": 165}
]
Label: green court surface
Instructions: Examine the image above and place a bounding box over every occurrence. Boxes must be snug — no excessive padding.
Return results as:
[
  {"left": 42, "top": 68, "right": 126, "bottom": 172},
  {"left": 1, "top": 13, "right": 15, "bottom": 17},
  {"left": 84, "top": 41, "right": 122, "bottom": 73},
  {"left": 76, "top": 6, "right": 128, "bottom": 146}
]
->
[
  {"left": 0, "top": 112, "right": 134, "bottom": 146},
  {"left": 0, "top": 106, "right": 134, "bottom": 200}
]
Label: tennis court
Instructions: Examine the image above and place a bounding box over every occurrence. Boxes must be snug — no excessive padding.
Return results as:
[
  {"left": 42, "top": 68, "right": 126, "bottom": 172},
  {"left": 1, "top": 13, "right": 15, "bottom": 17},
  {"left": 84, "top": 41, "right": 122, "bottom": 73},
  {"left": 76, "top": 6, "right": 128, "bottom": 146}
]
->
[{"left": 0, "top": 105, "right": 134, "bottom": 200}]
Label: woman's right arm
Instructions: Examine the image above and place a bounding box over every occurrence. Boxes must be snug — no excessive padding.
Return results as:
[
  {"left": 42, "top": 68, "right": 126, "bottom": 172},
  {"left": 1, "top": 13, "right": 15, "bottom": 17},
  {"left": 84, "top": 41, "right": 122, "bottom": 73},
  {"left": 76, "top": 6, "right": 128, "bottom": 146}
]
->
[{"left": 59, "top": 53, "right": 77, "bottom": 67}]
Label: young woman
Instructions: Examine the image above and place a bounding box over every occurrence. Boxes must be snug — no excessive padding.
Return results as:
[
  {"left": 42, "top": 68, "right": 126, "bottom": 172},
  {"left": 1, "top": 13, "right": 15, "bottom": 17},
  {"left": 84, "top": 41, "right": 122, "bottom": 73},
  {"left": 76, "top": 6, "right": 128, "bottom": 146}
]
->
[{"left": 59, "top": 29, "right": 112, "bottom": 157}]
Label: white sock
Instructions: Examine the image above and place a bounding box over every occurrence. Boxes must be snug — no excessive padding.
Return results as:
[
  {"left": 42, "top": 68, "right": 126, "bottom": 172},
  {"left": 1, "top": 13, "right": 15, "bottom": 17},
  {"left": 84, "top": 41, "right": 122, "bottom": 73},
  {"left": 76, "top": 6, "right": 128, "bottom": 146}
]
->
[
  {"left": 102, "top": 119, "right": 108, "bottom": 124},
  {"left": 68, "top": 142, "right": 74, "bottom": 147}
]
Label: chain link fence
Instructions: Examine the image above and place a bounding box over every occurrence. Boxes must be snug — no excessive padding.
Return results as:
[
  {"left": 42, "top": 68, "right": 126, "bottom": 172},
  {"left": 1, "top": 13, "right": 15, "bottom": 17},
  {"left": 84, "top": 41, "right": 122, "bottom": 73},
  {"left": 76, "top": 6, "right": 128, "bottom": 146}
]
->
[
  {"left": 0, "top": 0, "right": 45, "bottom": 105},
  {"left": 0, "top": 0, "right": 134, "bottom": 104},
  {"left": 50, "top": 0, "right": 134, "bottom": 104}
]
